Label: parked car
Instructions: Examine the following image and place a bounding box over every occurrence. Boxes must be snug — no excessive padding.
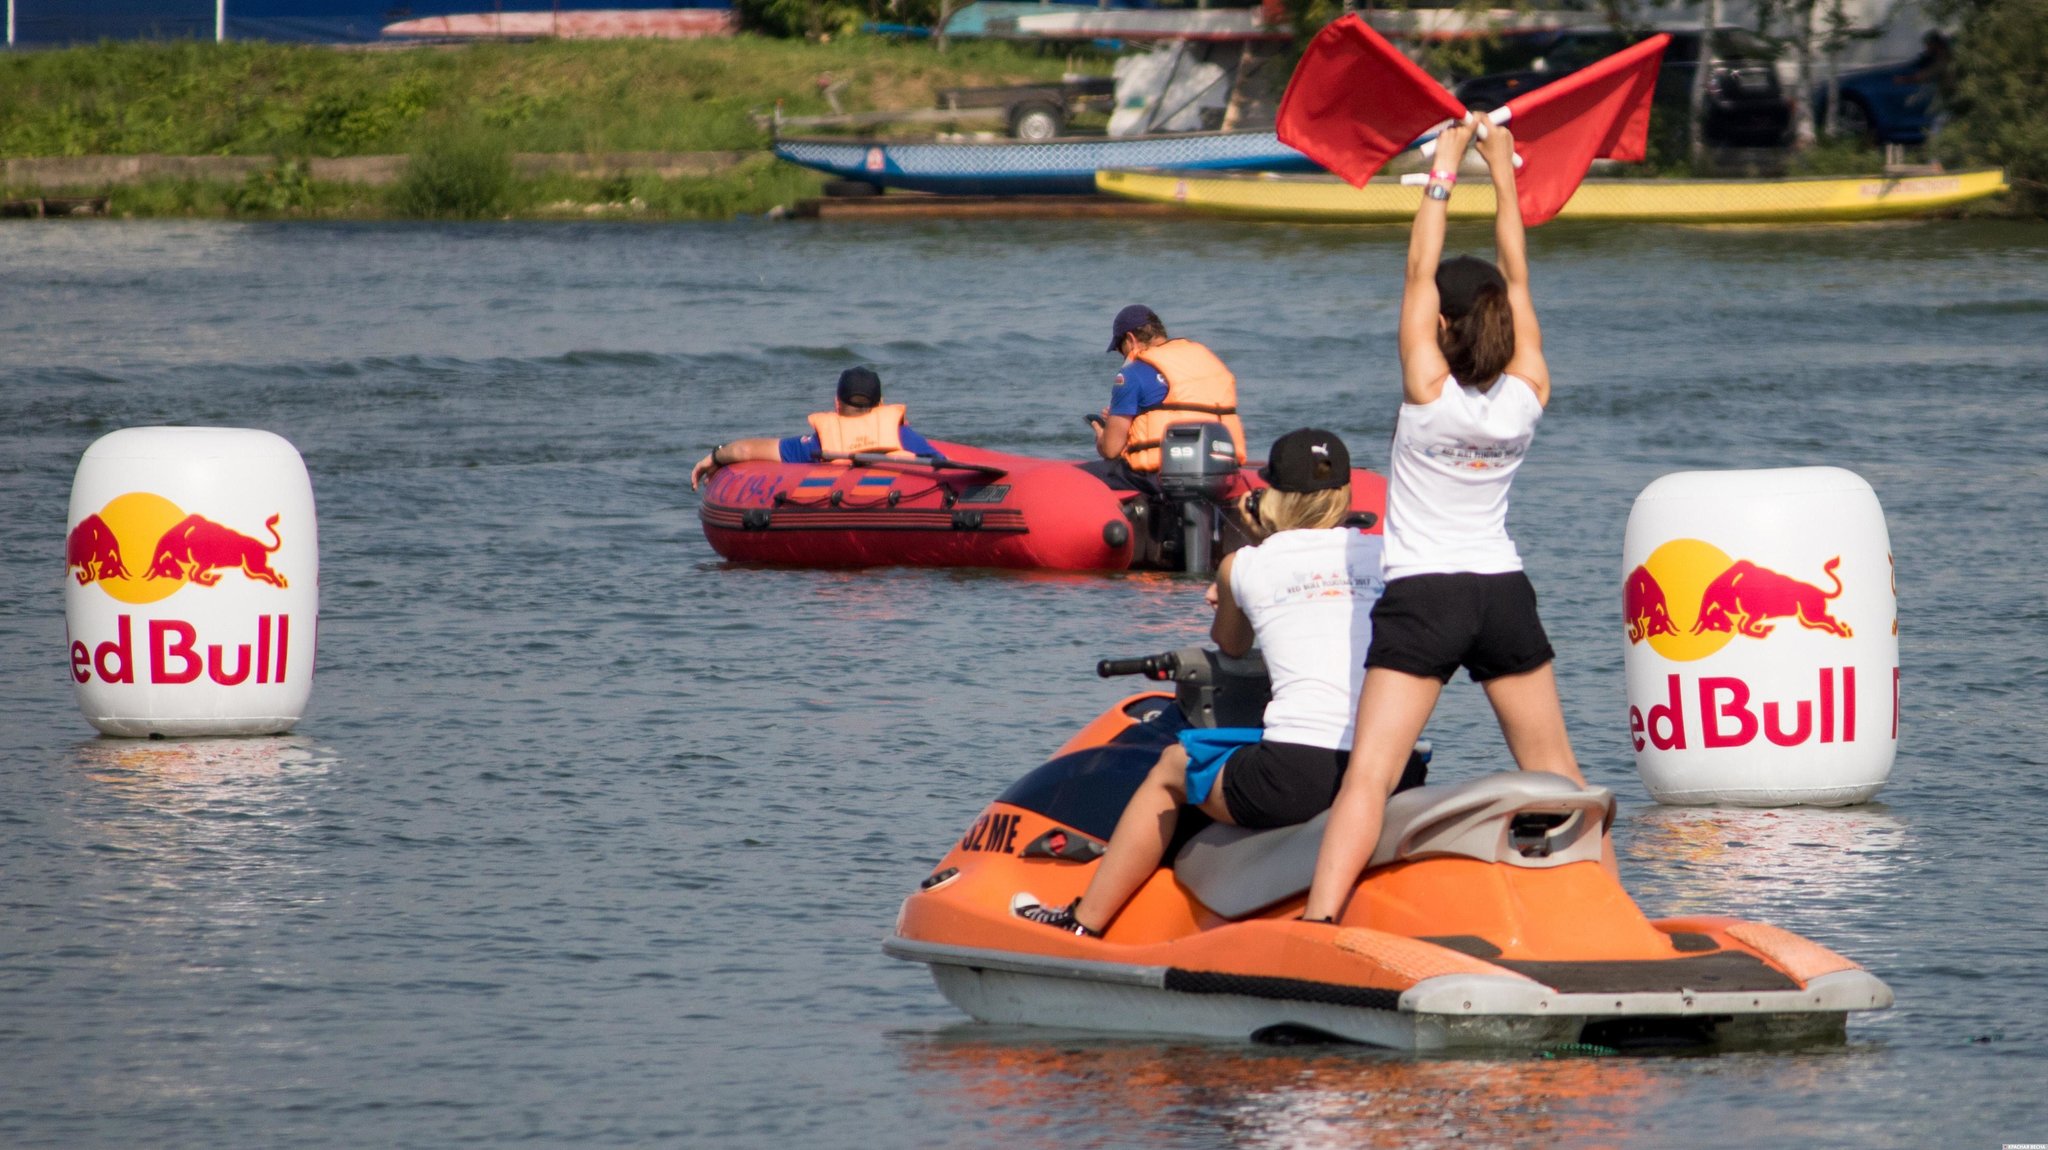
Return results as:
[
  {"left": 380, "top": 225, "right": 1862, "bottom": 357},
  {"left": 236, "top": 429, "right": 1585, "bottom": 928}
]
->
[
  {"left": 1814, "top": 58, "right": 1938, "bottom": 144},
  {"left": 935, "top": 77, "right": 1117, "bottom": 141},
  {"left": 1453, "top": 28, "right": 1793, "bottom": 149}
]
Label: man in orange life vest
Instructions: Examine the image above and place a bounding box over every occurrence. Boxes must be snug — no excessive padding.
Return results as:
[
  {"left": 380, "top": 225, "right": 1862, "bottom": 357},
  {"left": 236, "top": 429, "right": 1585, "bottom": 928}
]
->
[
  {"left": 690, "top": 366, "right": 940, "bottom": 490},
  {"left": 1088, "top": 305, "right": 1248, "bottom": 488}
]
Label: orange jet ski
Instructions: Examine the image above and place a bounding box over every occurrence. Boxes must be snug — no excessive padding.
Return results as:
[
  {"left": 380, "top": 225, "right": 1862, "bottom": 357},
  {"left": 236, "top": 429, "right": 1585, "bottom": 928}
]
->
[{"left": 887, "top": 647, "right": 1894, "bottom": 1050}]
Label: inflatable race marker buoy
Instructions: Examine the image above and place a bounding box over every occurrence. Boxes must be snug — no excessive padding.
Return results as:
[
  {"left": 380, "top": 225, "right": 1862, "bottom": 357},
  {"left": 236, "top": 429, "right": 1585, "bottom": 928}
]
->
[
  {"left": 65, "top": 428, "right": 318, "bottom": 737},
  {"left": 1622, "top": 467, "right": 1896, "bottom": 806}
]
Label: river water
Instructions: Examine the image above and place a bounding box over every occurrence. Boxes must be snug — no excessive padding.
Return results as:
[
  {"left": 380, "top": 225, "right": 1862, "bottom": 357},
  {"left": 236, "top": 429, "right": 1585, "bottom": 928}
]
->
[{"left": 1, "top": 216, "right": 2044, "bottom": 1148}]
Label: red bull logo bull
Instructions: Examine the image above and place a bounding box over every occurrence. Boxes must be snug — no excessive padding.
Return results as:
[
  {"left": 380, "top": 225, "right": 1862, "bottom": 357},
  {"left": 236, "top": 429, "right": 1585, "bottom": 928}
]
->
[
  {"left": 147, "top": 512, "right": 287, "bottom": 588},
  {"left": 66, "top": 513, "right": 130, "bottom": 584},
  {"left": 67, "top": 493, "right": 287, "bottom": 604},
  {"left": 1623, "top": 539, "right": 1852, "bottom": 662}
]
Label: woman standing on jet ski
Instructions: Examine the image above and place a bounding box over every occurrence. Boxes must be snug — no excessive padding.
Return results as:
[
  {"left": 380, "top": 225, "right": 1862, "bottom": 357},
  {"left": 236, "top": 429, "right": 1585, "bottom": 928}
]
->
[
  {"left": 1016, "top": 428, "right": 1415, "bottom": 938},
  {"left": 1302, "top": 120, "right": 1608, "bottom": 926}
]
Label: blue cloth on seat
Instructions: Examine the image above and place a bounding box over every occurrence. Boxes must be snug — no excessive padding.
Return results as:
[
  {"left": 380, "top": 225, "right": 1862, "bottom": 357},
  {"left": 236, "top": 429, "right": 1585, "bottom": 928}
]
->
[{"left": 1178, "top": 728, "right": 1263, "bottom": 806}]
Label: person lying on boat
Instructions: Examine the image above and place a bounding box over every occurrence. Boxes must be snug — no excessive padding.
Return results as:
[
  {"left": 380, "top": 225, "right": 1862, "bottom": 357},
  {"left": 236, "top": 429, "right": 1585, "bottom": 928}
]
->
[
  {"left": 1087, "top": 304, "right": 1248, "bottom": 491},
  {"left": 1015, "top": 428, "right": 1421, "bottom": 938},
  {"left": 690, "top": 366, "right": 941, "bottom": 490}
]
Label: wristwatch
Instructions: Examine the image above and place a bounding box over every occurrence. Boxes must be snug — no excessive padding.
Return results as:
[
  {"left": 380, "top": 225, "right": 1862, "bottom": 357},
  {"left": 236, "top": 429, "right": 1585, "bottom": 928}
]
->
[{"left": 1426, "top": 183, "right": 1451, "bottom": 201}]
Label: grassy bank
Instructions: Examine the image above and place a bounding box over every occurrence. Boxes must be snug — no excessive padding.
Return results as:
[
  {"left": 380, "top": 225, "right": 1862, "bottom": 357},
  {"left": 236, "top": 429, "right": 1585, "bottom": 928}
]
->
[
  {"left": 0, "top": 36, "right": 1080, "bottom": 218},
  {"left": 0, "top": 37, "right": 1079, "bottom": 156}
]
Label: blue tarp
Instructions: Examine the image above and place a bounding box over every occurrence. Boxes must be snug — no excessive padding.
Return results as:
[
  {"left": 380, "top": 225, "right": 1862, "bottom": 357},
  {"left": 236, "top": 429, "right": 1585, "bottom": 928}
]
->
[
  {"left": 7, "top": 1, "right": 729, "bottom": 45},
  {"left": 11, "top": 0, "right": 212, "bottom": 43}
]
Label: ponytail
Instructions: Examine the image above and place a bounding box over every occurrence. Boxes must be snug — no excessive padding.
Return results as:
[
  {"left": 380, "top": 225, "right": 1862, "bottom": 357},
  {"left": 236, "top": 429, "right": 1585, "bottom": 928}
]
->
[{"left": 1437, "top": 284, "right": 1515, "bottom": 390}]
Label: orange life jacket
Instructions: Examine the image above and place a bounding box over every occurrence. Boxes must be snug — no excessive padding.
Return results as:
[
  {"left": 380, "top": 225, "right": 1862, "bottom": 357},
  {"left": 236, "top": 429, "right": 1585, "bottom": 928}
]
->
[
  {"left": 809, "top": 404, "right": 916, "bottom": 460},
  {"left": 1122, "top": 339, "right": 1247, "bottom": 472}
]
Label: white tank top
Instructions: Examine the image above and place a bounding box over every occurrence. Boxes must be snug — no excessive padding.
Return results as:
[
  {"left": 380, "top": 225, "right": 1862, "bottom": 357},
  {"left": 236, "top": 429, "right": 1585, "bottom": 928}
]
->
[
  {"left": 1227, "top": 528, "right": 1386, "bottom": 750},
  {"left": 1383, "top": 373, "right": 1542, "bottom": 579}
]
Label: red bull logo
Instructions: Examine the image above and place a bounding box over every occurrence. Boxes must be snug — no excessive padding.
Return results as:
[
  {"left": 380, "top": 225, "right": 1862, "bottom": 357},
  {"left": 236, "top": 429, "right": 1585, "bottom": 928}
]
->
[
  {"left": 1624, "top": 539, "right": 1851, "bottom": 662},
  {"left": 1631, "top": 668, "right": 1859, "bottom": 753},
  {"left": 69, "top": 613, "right": 291, "bottom": 687},
  {"left": 67, "top": 493, "right": 287, "bottom": 604}
]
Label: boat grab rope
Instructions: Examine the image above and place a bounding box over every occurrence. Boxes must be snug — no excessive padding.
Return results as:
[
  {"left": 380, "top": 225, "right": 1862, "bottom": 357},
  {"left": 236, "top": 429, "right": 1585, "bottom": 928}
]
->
[
  {"left": 771, "top": 476, "right": 951, "bottom": 511},
  {"left": 1536, "top": 1043, "right": 1619, "bottom": 1058}
]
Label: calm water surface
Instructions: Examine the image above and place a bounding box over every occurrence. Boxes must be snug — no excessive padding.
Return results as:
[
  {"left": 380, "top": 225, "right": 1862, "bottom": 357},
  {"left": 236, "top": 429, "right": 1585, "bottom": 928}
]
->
[{"left": 1, "top": 217, "right": 2045, "bottom": 1148}]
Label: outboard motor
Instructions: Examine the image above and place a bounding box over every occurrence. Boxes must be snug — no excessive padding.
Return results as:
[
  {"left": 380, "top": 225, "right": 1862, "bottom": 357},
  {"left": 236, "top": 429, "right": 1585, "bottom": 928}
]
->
[{"left": 1155, "top": 422, "right": 1239, "bottom": 575}]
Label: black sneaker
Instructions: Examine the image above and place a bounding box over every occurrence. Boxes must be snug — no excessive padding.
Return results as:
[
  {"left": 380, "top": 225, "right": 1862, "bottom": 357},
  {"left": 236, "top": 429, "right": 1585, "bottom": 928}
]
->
[{"left": 1011, "top": 893, "right": 1102, "bottom": 938}]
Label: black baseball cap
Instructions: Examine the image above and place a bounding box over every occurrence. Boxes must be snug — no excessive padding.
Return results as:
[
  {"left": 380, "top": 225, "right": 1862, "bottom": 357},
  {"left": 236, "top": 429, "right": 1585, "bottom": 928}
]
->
[
  {"left": 836, "top": 366, "right": 882, "bottom": 408},
  {"left": 1107, "top": 304, "right": 1159, "bottom": 353},
  {"left": 1435, "top": 255, "right": 1507, "bottom": 319},
  {"left": 1258, "top": 428, "right": 1351, "bottom": 493}
]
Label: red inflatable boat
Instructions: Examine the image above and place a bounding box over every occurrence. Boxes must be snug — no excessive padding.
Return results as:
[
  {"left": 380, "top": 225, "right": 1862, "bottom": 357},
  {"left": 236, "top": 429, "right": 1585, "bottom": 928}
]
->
[{"left": 697, "top": 428, "right": 1386, "bottom": 573}]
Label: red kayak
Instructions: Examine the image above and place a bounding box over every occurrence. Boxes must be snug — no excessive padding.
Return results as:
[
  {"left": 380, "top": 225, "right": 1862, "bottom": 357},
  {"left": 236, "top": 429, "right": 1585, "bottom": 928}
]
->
[{"left": 697, "top": 431, "right": 1385, "bottom": 572}]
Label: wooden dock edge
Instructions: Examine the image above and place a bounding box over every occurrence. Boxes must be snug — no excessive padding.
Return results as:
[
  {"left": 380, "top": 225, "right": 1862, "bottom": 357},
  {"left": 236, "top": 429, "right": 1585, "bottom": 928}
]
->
[{"left": 791, "top": 194, "right": 1184, "bottom": 220}]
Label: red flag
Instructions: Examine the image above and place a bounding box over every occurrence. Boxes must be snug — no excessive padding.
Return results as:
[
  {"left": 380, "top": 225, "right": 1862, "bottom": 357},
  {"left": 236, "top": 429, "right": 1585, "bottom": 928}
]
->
[
  {"left": 1277, "top": 15, "right": 1466, "bottom": 188},
  {"left": 1502, "top": 33, "right": 1668, "bottom": 223}
]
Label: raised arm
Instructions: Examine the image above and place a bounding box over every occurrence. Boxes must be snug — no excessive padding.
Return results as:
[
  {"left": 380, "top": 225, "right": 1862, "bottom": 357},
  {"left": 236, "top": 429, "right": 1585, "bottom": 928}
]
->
[
  {"left": 1479, "top": 125, "right": 1550, "bottom": 404},
  {"left": 1398, "top": 121, "right": 1473, "bottom": 405}
]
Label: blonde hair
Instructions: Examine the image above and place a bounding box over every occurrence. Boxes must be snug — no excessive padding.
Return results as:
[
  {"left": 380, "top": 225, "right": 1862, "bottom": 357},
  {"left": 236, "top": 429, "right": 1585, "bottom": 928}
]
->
[{"left": 1253, "top": 485, "right": 1352, "bottom": 538}]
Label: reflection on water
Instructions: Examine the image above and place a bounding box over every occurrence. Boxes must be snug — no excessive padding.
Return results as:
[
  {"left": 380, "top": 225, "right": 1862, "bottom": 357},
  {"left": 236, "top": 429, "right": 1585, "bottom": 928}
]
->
[
  {"left": 72, "top": 733, "right": 332, "bottom": 791},
  {"left": 1622, "top": 804, "right": 1909, "bottom": 920},
  {"left": 894, "top": 1026, "right": 1899, "bottom": 1150},
  {"left": 63, "top": 735, "right": 340, "bottom": 918},
  {"left": 897, "top": 1030, "right": 1660, "bottom": 1150}
]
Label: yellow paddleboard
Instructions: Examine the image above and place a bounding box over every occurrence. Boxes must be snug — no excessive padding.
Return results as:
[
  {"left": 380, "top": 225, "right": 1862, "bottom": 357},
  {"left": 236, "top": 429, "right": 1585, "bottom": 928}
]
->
[{"left": 1094, "top": 167, "right": 2010, "bottom": 224}]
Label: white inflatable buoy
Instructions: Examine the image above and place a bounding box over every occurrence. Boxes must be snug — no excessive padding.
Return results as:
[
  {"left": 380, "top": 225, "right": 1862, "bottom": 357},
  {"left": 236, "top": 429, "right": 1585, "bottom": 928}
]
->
[
  {"left": 65, "top": 427, "right": 319, "bottom": 737},
  {"left": 1621, "top": 467, "right": 1897, "bottom": 806}
]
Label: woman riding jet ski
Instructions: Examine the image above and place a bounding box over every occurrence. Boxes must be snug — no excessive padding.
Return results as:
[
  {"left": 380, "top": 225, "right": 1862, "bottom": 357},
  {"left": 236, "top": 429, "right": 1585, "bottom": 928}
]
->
[{"left": 886, "top": 646, "right": 1894, "bottom": 1050}]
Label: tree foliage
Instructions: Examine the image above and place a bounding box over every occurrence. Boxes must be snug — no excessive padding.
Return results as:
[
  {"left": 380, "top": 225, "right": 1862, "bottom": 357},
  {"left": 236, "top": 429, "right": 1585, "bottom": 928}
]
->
[{"left": 1936, "top": 0, "right": 2048, "bottom": 214}]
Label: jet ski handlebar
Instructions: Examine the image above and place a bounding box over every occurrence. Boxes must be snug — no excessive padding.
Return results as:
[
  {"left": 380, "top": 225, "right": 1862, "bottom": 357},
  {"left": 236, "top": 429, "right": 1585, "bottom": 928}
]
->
[
  {"left": 1097, "top": 651, "right": 1181, "bottom": 680},
  {"left": 1097, "top": 646, "right": 1273, "bottom": 729}
]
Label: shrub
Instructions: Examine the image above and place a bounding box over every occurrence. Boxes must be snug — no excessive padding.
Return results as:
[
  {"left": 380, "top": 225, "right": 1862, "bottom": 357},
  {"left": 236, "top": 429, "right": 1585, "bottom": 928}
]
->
[
  {"left": 228, "top": 158, "right": 317, "bottom": 215},
  {"left": 391, "top": 130, "right": 513, "bottom": 219}
]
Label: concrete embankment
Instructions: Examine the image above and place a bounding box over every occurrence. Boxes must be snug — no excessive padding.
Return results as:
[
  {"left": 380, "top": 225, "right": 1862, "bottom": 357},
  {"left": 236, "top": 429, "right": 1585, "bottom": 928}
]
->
[{"left": 3, "top": 152, "right": 753, "bottom": 189}]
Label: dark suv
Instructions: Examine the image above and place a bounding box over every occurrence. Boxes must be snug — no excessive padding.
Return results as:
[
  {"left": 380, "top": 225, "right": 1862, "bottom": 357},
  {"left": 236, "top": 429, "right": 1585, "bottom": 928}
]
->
[{"left": 1453, "top": 29, "right": 1792, "bottom": 149}]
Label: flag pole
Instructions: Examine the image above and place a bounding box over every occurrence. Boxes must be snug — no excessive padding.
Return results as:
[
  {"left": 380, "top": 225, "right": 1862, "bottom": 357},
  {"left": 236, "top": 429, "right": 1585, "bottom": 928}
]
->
[{"left": 216, "top": 0, "right": 226, "bottom": 41}]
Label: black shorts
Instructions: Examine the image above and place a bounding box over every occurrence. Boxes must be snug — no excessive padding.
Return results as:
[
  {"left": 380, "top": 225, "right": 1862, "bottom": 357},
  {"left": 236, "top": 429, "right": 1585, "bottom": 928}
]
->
[
  {"left": 1078, "top": 457, "right": 1159, "bottom": 494},
  {"left": 1218, "top": 739, "right": 1429, "bottom": 829},
  {"left": 1365, "top": 571, "right": 1555, "bottom": 684}
]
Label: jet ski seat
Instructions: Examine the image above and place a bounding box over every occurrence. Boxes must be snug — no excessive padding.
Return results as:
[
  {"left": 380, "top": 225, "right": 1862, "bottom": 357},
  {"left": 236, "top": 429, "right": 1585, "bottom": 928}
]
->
[{"left": 1171, "top": 772, "right": 1616, "bottom": 921}]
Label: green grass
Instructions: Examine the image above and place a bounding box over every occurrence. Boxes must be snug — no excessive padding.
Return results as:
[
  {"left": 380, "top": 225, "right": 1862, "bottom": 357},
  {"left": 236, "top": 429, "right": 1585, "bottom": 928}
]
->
[{"left": 0, "top": 36, "right": 1083, "bottom": 159}]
